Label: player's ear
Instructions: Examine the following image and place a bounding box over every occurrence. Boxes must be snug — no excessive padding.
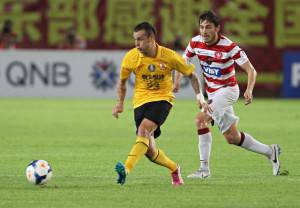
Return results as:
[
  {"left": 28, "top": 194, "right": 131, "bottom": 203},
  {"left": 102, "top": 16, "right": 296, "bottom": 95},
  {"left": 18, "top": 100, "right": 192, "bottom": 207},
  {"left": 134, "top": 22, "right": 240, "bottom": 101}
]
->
[
  {"left": 216, "top": 25, "right": 221, "bottom": 33},
  {"left": 149, "top": 33, "right": 155, "bottom": 40}
]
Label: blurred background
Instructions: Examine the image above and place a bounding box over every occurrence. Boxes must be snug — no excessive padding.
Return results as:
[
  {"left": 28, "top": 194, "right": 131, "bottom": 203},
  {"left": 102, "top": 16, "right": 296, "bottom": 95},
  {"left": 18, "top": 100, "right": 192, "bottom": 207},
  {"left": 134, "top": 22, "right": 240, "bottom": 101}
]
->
[{"left": 0, "top": 0, "right": 299, "bottom": 98}]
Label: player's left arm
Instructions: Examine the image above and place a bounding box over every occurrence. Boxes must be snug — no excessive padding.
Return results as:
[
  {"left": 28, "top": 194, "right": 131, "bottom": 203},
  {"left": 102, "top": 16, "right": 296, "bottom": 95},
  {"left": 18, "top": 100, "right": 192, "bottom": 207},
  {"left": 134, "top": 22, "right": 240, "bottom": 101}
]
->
[
  {"left": 240, "top": 60, "right": 257, "bottom": 105},
  {"left": 187, "top": 72, "right": 211, "bottom": 113},
  {"left": 173, "top": 52, "right": 211, "bottom": 112},
  {"left": 173, "top": 42, "right": 195, "bottom": 93}
]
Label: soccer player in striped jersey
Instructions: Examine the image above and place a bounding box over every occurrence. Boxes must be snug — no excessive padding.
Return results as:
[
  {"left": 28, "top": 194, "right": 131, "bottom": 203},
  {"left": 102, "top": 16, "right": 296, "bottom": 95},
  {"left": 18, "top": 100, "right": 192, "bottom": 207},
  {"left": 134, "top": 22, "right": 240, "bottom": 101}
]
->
[
  {"left": 174, "top": 10, "right": 281, "bottom": 178},
  {"left": 112, "top": 22, "right": 205, "bottom": 185}
]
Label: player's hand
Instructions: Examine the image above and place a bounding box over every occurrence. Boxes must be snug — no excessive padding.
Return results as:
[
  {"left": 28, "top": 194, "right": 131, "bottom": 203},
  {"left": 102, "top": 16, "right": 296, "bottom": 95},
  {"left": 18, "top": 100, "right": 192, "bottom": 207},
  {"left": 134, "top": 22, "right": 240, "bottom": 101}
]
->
[
  {"left": 172, "top": 82, "right": 180, "bottom": 93},
  {"left": 198, "top": 100, "right": 212, "bottom": 114},
  {"left": 112, "top": 103, "right": 124, "bottom": 119},
  {"left": 244, "top": 89, "right": 253, "bottom": 105}
]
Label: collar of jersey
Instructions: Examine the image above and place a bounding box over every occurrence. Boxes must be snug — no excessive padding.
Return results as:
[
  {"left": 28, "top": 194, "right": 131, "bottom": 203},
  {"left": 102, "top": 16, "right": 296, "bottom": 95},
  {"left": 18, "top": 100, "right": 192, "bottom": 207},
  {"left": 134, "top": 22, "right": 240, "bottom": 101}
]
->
[
  {"left": 139, "top": 43, "right": 161, "bottom": 58},
  {"left": 205, "top": 34, "right": 221, "bottom": 47}
]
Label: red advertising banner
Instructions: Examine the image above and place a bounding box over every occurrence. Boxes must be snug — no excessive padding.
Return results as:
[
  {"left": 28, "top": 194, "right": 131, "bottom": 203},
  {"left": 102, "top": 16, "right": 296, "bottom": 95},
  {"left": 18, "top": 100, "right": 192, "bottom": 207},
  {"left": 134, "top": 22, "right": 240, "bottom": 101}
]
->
[{"left": 1, "top": 0, "right": 300, "bottom": 95}]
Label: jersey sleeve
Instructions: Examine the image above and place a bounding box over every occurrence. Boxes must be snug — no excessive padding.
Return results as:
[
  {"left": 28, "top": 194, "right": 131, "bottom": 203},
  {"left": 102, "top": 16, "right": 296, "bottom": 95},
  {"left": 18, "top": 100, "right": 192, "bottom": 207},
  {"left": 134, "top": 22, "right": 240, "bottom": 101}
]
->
[
  {"left": 172, "top": 51, "right": 195, "bottom": 76},
  {"left": 229, "top": 43, "right": 249, "bottom": 66},
  {"left": 183, "top": 41, "right": 195, "bottom": 64},
  {"left": 120, "top": 50, "right": 137, "bottom": 80}
]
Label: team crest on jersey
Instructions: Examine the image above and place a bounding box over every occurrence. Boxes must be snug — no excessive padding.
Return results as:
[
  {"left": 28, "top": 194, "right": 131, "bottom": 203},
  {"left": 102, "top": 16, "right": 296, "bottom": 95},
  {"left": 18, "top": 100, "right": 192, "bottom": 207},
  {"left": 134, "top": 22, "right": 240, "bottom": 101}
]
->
[
  {"left": 148, "top": 64, "right": 156, "bottom": 72},
  {"left": 214, "top": 51, "right": 223, "bottom": 59},
  {"left": 90, "top": 59, "right": 118, "bottom": 91}
]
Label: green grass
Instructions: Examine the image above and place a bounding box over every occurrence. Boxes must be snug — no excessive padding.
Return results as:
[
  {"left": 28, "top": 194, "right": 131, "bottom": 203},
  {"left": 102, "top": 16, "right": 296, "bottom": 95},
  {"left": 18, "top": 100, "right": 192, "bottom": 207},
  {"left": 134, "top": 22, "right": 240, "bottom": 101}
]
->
[{"left": 0, "top": 98, "right": 299, "bottom": 208}]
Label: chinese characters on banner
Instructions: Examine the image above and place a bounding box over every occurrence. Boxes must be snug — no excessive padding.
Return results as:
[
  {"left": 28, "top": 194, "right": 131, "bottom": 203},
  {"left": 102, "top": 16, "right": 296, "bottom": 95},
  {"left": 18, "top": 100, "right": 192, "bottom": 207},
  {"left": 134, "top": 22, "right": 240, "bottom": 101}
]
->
[
  {"left": 0, "top": 0, "right": 41, "bottom": 43},
  {"left": 0, "top": 0, "right": 299, "bottom": 51},
  {"left": 275, "top": 0, "right": 300, "bottom": 47},
  {"left": 47, "top": 0, "right": 99, "bottom": 45},
  {"left": 0, "top": 0, "right": 299, "bottom": 96}
]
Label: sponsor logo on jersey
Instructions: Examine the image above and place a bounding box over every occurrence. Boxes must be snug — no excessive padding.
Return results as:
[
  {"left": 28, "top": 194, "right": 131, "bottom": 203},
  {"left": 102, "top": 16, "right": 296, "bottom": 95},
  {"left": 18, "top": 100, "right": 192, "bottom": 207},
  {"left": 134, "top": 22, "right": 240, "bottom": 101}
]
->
[
  {"left": 195, "top": 48, "right": 211, "bottom": 56},
  {"left": 202, "top": 65, "right": 221, "bottom": 77}
]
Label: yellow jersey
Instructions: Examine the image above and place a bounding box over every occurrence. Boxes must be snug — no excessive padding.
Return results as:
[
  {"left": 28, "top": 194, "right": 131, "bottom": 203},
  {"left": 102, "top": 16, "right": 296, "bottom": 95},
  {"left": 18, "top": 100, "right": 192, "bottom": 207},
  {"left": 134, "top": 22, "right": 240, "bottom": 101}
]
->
[{"left": 120, "top": 44, "right": 195, "bottom": 108}]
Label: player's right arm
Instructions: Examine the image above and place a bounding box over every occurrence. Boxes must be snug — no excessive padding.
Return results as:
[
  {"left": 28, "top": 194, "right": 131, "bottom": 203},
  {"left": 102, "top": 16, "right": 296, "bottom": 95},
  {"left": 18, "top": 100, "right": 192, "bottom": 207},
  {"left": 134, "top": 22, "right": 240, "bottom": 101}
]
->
[
  {"left": 112, "top": 50, "right": 135, "bottom": 119},
  {"left": 112, "top": 78, "right": 127, "bottom": 119}
]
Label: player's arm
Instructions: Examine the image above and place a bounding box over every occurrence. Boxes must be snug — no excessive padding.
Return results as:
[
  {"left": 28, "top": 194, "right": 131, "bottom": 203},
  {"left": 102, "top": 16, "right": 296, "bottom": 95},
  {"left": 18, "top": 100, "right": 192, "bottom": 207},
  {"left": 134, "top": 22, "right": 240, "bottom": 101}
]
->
[
  {"left": 240, "top": 60, "right": 257, "bottom": 105},
  {"left": 112, "top": 51, "right": 134, "bottom": 118},
  {"left": 173, "top": 43, "right": 194, "bottom": 93},
  {"left": 173, "top": 71, "right": 183, "bottom": 93},
  {"left": 174, "top": 52, "right": 210, "bottom": 112},
  {"left": 112, "top": 77, "right": 128, "bottom": 119},
  {"left": 173, "top": 54, "right": 189, "bottom": 93},
  {"left": 186, "top": 72, "right": 211, "bottom": 113}
]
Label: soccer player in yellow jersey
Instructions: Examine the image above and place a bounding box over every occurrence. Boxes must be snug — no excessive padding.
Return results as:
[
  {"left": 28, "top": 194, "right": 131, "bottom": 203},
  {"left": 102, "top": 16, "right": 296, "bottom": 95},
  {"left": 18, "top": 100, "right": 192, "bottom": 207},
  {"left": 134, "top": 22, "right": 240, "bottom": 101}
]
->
[{"left": 112, "top": 22, "right": 208, "bottom": 186}]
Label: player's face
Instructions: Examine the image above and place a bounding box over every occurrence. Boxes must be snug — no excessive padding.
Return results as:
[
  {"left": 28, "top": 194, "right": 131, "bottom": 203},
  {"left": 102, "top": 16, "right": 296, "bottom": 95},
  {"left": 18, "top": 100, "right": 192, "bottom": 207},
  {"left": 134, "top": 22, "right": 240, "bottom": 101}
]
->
[
  {"left": 199, "top": 20, "right": 220, "bottom": 45},
  {"left": 133, "top": 30, "right": 154, "bottom": 55}
]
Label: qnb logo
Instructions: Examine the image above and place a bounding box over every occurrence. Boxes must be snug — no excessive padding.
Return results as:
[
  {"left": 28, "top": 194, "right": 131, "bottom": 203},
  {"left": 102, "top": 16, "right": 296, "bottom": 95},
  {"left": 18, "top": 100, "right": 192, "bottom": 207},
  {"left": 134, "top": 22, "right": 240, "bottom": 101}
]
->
[
  {"left": 202, "top": 65, "right": 221, "bottom": 77},
  {"left": 5, "top": 61, "right": 71, "bottom": 87},
  {"left": 90, "top": 59, "right": 118, "bottom": 91}
]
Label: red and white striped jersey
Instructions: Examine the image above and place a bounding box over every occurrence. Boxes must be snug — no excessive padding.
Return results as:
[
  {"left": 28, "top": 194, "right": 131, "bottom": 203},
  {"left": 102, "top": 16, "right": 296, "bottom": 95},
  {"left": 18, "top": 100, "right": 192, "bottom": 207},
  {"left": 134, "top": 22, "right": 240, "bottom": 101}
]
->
[{"left": 183, "top": 35, "right": 249, "bottom": 93}]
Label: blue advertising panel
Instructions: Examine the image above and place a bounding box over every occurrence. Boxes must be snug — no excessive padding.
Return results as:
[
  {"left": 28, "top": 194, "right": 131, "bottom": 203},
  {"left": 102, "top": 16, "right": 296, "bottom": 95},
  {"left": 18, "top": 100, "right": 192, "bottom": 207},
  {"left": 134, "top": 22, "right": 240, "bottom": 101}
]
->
[{"left": 283, "top": 52, "right": 300, "bottom": 97}]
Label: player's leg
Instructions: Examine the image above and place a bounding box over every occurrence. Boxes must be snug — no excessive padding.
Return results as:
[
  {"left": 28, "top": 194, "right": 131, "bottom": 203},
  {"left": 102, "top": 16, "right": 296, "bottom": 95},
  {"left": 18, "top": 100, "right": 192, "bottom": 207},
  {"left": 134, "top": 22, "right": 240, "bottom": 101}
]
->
[
  {"left": 116, "top": 103, "right": 156, "bottom": 185},
  {"left": 223, "top": 123, "right": 281, "bottom": 176},
  {"left": 146, "top": 135, "right": 177, "bottom": 172},
  {"left": 116, "top": 118, "right": 156, "bottom": 185},
  {"left": 145, "top": 134, "right": 183, "bottom": 185},
  {"left": 188, "top": 111, "right": 212, "bottom": 179},
  {"left": 188, "top": 87, "right": 237, "bottom": 179},
  {"left": 144, "top": 101, "right": 183, "bottom": 185}
]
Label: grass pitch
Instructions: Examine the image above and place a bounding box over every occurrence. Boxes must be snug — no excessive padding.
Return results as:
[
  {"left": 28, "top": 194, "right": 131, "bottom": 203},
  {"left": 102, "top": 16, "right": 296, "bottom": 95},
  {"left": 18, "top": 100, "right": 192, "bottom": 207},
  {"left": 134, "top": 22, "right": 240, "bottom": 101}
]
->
[{"left": 0, "top": 98, "right": 299, "bottom": 208}]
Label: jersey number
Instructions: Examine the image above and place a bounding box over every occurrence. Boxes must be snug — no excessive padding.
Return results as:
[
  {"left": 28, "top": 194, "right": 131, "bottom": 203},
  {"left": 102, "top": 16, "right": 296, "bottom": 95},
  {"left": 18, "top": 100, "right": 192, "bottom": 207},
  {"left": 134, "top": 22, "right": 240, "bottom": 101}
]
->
[{"left": 147, "top": 80, "right": 160, "bottom": 90}]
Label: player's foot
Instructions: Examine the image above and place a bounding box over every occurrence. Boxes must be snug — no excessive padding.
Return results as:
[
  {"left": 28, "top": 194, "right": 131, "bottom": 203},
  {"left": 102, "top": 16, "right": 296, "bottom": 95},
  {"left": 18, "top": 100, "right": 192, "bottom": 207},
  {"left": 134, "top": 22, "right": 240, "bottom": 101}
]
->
[
  {"left": 171, "top": 165, "right": 184, "bottom": 186},
  {"left": 269, "top": 144, "right": 281, "bottom": 176},
  {"left": 187, "top": 168, "right": 211, "bottom": 179},
  {"left": 115, "top": 162, "right": 127, "bottom": 185}
]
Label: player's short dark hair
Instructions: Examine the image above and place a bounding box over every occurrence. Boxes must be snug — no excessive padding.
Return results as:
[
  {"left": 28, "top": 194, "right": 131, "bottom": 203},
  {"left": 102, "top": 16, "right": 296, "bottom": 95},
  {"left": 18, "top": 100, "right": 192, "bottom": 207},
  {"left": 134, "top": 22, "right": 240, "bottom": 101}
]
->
[
  {"left": 134, "top": 22, "right": 156, "bottom": 37},
  {"left": 198, "top": 10, "right": 220, "bottom": 27}
]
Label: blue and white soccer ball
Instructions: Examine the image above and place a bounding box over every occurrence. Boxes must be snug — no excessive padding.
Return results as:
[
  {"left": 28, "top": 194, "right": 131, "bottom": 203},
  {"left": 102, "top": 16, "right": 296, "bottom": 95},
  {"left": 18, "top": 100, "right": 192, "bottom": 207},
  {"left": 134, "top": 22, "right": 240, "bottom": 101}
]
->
[{"left": 26, "top": 160, "right": 52, "bottom": 185}]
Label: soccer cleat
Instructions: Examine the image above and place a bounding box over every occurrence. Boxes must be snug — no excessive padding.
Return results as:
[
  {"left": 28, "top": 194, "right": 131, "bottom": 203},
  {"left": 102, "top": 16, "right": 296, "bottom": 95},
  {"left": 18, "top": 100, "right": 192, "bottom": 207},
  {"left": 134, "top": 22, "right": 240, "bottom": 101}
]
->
[
  {"left": 269, "top": 144, "right": 281, "bottom": 176},
  {"left": 171, "top": 165, "right": 184, "bottom": 186},
  {"left": 187, "top": 168, "right": 211, "bottom": 179},
  {"left": 115, "top": 162, "right": 127, "bottom": 185}
]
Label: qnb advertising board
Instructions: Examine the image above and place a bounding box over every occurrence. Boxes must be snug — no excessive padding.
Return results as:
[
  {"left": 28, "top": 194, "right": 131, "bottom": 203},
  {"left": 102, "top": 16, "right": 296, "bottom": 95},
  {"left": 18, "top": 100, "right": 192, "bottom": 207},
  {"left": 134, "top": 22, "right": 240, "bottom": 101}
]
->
[
  {"left": 283, "top": 52, "right": 300, "bottom": 97},
  {"left": 0, "top": 50, "right": 200, "bottom": 98}
]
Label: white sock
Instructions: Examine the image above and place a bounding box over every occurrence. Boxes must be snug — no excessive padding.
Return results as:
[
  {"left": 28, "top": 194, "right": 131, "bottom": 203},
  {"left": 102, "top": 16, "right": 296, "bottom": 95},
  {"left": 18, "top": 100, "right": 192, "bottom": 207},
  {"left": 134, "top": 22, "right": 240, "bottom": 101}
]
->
[
  {"left": 198, "top": 128, "right": 212, "bottom": 170},
  {"left": 240, "top": 132, "right": 272, "bottom": 157}
]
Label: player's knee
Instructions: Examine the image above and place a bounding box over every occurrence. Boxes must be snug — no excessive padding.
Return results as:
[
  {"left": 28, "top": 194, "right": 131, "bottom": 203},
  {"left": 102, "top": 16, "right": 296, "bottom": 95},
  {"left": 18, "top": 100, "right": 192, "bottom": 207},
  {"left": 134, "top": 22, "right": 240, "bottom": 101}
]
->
[
  {"left": 195, "top": 112, "right": 207, "bottom": 128},
  {"left": 223, "top": 132, "right": 240, "bottom": 145},
  {"left": 137, "top": 127, "right": 147, "bottom": 137},
  {"left": 145, "top": 146, "right": 156, "bottom": 159},
  {"left": 137, "top": 125, "right": 153, "bottom": 137},
  {"left": 138, "top": 119, "right": 157, "bottom": 137}
]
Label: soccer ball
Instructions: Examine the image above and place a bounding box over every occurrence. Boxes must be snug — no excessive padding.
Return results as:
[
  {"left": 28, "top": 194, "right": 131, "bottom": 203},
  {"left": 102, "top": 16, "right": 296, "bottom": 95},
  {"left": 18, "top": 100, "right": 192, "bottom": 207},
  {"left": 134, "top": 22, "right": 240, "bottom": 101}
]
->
[{"left": 26, "top": 160, "right": 53, "bottom": 185}]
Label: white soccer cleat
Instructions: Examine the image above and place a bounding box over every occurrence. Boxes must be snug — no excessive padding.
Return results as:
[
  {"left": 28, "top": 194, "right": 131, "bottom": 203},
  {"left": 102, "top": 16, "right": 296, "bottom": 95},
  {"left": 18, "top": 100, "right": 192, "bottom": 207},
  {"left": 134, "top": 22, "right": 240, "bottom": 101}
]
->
[
  {"left": 187, "top": 168, "right": 211, "bottom": 179},
  {"left": 269, "top": 144, "right": 281, "bottom": 176}
]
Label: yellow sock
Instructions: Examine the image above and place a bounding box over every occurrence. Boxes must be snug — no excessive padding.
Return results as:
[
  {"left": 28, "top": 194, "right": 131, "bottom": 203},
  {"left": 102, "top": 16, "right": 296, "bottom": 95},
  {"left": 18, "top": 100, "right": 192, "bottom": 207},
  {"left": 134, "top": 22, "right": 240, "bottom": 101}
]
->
[
  {"left": 150, "top": 149, "right": 177, "bottom": 172},
  {"left": 125, "top": 136, "right": 149, "bottom": 173}
]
